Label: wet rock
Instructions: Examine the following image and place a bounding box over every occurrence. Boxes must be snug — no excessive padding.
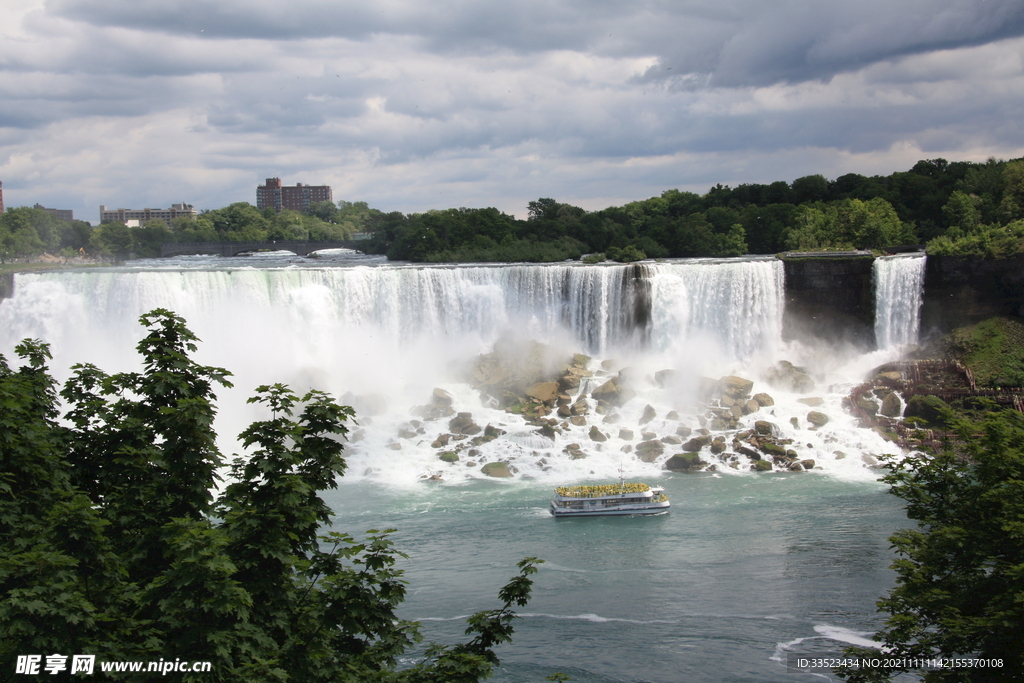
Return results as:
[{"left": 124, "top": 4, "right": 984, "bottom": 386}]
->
[
  {"left": 904, "top": 395, "right": 952, "bottom": 427},
  {"left": 661, "top": 435, "right": 682, "bottom": 445},
  {"left": 752, "top": 460, "right": 773, "bottom": 471},
  {"left": 526, "top": 381, "right": 559, "bottom": 404},
  {"left": 563, "top": 443, "right": 587, "bottom": 460},
  {"left": 639, "top": 404, "right": 657, "bottom": 425},
  {"left": 710, "top": 437, "right": 727, "bottom": 454},
  {"left": 449, "top": 412, "right": 480, "bottom": 434},
  {"left": 431, "top": 388, "right": 454, "bottom": 407},
  {"left": 640, "top": 430, "right": 657, "bottom": 441},
  {"left": 754, "top": 420, "right": 776, "bottom": 436},
  {"left": 797, "top": 397, "right": 824, "bottom": 407},
  {"left": 654, "top": 369, "right": 676, "bottom": 387},
  {"left": 636, "top": 440, "right": 665, "bottom": 462},
  {"left": 602, "top": 412, "right": 621, "bottom": 424},
  {"left": 571, "top": 399, "right": 590, "bottom": 416},
  {"left": 386, "top": 442, "right": 402, "bottom": 451},
  {"left": 880, "top": 392, "right": 902, "bottom": 418},
  {"left": 876, "top": 371, "right": 902, "bottom": 381},
  {"left": 861, "top": 454, "right": 879, "bottom": 466},
  {"left": 708, "top": 417, "right": 730, "bottom": 431},
  {"left": 431, "top": 434, "right": 451, "bottom": 448},
  {"left": 666, "top": 410, "right": 679, "bottom": 420},
  {"left": 766, "top": 361, "right": 814, "bottom": 393},
  {"left": 682, "top": 435, "right": 713, "bottom": 452},
  {"left": 558, "top": 374, "right": 581, "bottom": 393},
  {"left": 589, "top": 426, "right": 608, "bottom": 442},
  {"left": 788, "top": 462, "right": 804, "bottom": 471},
  {"left": 591, "top": 379, "right": 623, "bottom": 405},
  {"left": 744, "top": 399, "right": 760, "bottom": 415},
  {"left": 481, "top": 462, "right": 512, "bottom": 477},
  {"left": 737, "top": 446, "right": 761, "bottom": 460},
  {"left": 570, "top": 416, "right": 587, "bottom": 426},
  {"left": 618, "top": 428, "right": 635, "bottom": 440},
  {"left": 398, "top": 427, "right": 418, "bottom": 439},
  {"left": 752, "top": 392, "right": 775, "bottom": 407},
  {"left": 676, "top": 425, "right": 692, "bottom": 438},
  {"left": 806, "top": 411, "right": 829, "bottom": 427},
  {"left": 790, "top": 417, "right": 800, "bottom": 428},
  {"left": 720, "top": 375, "right": 754, "bottom": 399},
  {"left": 665, "top": 453, "right": 703, "bottom": 471},
  {"left": 800, "top": 459, "right": 816, "bottom": 470},
  {"left": 438, "top": 451, "right": 459, "bottom": 463},
  {"left": 485, "top": 424, "right": 506, "bottom": 438},
  {"left": 720, "top": 394, "right": 736, "bottom": 408},
  {"left": 856, "top": 396, "right": 879, "bottom": 416},
  {"left": 557, "top": 403, "right": 572, "bottom": 417}
]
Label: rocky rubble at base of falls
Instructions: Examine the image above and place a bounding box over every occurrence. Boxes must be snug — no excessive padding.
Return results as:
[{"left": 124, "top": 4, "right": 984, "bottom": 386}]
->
[{"left": 387, "top": 342, "right": 902, "bottom": 478}]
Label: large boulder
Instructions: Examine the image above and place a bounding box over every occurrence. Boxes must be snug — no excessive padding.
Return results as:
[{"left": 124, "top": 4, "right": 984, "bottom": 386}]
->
[
  {"left": 752, "top": 392, "right": 775, "bottom": 407},
  {"left": 665, "top": 453, "right": 703, "bottom": 471},
  {"left": 639, "top": 404, "right": 657, "bottom": 425},
  {"left": 449, "top": 412, "right": 481, "bottom": 434},
  {"left": 635, "top": 440, "right": 665, "bottom": 462},
  {"left": 525, "top": 381, "right": 559, "bottom": 404},
  {"left": 720, "top": 375, "right": 754, "bottom": 399},
  {"left": 682, "top": 435, "right": 713, "bottom": 452},
  {"left": 806, "top": 411, "right": 829, "bottom": 427},
  {"left": 589, "top": 426, "right": 608, "bottom": 442},
  {"left": 480, "top": 462, "right": 512, "bottom": 477},
  {"left": 766, "top": 361, "right": 814, "bottom": 393},
  {"left": 880, "top": 392, "right": 903, "bottom": 418},
  {"left": 904, "top": 395, "right": 952, "bottom": 427}
]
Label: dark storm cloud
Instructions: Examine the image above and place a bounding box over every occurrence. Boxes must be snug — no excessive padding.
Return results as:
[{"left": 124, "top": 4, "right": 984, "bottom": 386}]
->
[{"left": 46, "top": 0, "right": 1024, "bottom": 85}]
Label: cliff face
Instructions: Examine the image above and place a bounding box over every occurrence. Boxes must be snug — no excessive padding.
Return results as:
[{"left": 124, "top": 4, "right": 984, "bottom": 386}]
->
[
  {"left": 920, "top": 255, "right": 1024, "bottom": 339},
  {"left": 781, "top": 256, "right": 876, "bottom": 349}
]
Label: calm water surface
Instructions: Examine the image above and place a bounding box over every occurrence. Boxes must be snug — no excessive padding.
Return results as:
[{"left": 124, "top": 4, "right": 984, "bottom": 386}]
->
[{"left": 324, "top": 472, "right": 905, "bottom": 683}]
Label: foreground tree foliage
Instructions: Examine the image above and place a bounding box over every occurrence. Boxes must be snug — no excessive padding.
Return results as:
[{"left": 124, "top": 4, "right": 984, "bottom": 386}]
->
[
  {"left": 837, "top": 406, "right": 1024, "bottom": 682},
  {"left": 0, "top": 309, "right": 540, "bottom": 682}
]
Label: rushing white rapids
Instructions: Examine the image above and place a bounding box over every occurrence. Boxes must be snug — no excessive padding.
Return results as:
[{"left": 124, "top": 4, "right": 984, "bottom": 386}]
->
[
  {"left": 873, "top": 254, "right": 926, "bottom": 351},
  {"left": 0, "top": 257, "right": 908, "bottom": 485}
]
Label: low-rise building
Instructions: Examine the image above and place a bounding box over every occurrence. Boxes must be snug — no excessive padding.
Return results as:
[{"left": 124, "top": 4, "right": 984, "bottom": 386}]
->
[
  {"left": 99, "top": 203, "right": 197, "bottom": 224},
  {"left": 257, "top": 178, "right": 333, "bottom": 212},
  {"left": 33, "top": 204, "right": 74, "bottom": 221}
]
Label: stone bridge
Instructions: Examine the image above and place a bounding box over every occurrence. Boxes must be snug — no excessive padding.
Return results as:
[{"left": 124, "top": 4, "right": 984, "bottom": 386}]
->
[{"left": 160, "top": 241, "right": 362, "bottom": 257}]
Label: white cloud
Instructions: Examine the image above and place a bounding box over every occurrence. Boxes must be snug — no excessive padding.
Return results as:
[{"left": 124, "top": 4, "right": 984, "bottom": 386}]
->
[{"left": 1, "top": 1, "right": 1022, "bottom": 223}]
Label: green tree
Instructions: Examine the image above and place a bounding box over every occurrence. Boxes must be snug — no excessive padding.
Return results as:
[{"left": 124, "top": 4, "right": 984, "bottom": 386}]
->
[
  {"left": 92, "top": 221, "right": 136, "bottom": 258},
  {"left": 942, "top": 190, "right": 982, "bottom": 235},
  {"left": 2, "top": 310, "right": 540, "bottom": 681},
  {"left": 837, "top": 407, "right": 1024, "bottom": 682}
]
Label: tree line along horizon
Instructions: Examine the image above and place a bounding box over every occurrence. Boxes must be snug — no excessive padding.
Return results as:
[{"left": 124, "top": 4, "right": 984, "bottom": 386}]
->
[{"left": 2, "top": 156, "right": 1023, "bottom": 263}]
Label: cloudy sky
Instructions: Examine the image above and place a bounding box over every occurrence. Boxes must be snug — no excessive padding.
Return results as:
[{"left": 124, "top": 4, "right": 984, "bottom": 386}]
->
[{"left": 2, "top": 0, "right": 1023, "bottom": 223}]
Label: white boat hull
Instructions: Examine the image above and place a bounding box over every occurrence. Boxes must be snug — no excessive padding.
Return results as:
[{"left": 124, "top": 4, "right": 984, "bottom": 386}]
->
[{"left": 549, "top": 501, "right": 670, "bottom": 517}]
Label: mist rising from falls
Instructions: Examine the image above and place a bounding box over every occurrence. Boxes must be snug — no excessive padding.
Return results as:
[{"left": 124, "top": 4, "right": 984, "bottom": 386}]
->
[
  {"left": 874, "top": 254, "right": 926, "bottom": 350},
  {"left": 1, "top": 258, "right": 897, "bottom": 485}
]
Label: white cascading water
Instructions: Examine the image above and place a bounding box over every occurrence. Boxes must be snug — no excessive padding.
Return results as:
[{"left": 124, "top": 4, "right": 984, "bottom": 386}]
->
[
  {"left": 0, "top": 256, "right": 901, "bottom": 485},
  {"left": 874, "top": 254, "right": 927, "bottom": 350}
]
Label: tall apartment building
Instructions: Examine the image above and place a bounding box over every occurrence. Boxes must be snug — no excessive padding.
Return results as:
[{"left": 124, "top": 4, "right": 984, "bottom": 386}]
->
[
  {"left": 34, "top": 204, "right": 74, "bottom": 221},
  {"left": 257, "top": 177, "right": 333, "bottom": 212},
  {"left": 99, "top": 203, "right": 197, "bottom": 224}
]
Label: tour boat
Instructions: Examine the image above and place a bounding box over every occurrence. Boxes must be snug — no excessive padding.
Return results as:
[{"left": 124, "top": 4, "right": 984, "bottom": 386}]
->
[{"left": 549, "top": 480, "right": 670, "bottom": 517}]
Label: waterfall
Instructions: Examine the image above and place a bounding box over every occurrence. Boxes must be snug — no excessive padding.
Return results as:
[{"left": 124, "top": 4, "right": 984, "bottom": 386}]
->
[
  {"left": 0, "top": 259, "right": 785, "bottom": 363},
  {"left": 874, "top": 254, "right": 926, "bottom": 350},
  {"left": 4, "top": 256, "right": 902, "bottom": 485}
]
